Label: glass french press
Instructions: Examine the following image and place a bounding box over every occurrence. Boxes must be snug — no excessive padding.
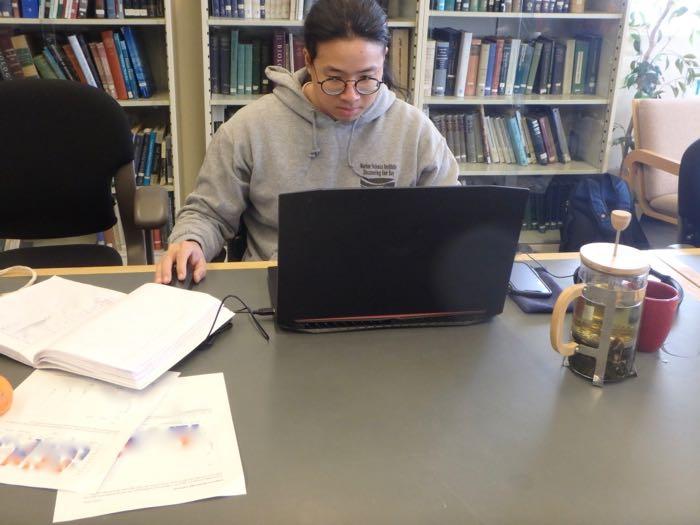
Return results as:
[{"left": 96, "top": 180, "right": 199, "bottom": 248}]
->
[{"left": 550, "top": 211, "right": 650, "bottom": 386}]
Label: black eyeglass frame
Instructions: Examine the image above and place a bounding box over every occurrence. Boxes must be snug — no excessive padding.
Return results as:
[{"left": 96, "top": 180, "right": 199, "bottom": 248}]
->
[{"left": 316, "top": 76, "right": 384, "bottom": 96}]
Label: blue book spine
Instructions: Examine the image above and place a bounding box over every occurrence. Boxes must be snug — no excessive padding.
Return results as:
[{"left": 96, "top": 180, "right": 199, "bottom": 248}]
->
[
  {"left": 142, "top": 130, "right": 157, "bottom": 186},
  {"left": 506, "top": 116, "right": 528, "bottom": 165},
  {"left": 20, "top": 0, "right": 39, "bottom": 17},
  {"left": 115, "top": 33, "right": 138, "bottom": 99},
  {"left": 121, "top": 26, "right": 152, "bottom": 98},
  {"left": 483, "top": 42, "right": 497, "bottom": 96},
  {"left": 106, "top": 0, "right": 116, "bottom": 18},
  {"left": 211, "top": 0, "right": 220, "bottom": 16},
  {"left": 436, "top": 0, "right": 445, "bottom": 10}
]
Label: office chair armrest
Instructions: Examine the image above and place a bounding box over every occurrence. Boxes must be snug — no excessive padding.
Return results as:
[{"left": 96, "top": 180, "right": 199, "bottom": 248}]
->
[{"left": 134, "top": 186, "right": 169, "bottom": 229}]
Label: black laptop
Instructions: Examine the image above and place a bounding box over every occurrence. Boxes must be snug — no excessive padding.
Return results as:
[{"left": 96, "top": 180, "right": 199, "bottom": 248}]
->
[{"left": 268, "top": 186, "right": 528, "bottom": 332}]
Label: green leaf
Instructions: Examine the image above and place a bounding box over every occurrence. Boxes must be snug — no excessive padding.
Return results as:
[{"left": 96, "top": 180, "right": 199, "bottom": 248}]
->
[
  {"left": 684, "top": 54, "right": 697, "bottom": 59},
  {"left": 671, "top": 86, "right": 679, "bottom": 97},
  {"left": 633, "top": 38, "right": 641, "bottom": 53}
]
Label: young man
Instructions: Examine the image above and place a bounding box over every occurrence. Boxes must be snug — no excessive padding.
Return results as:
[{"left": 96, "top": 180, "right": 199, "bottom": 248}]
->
[{"left": 156, "top": 0, "right": 458, "bottom": 284}]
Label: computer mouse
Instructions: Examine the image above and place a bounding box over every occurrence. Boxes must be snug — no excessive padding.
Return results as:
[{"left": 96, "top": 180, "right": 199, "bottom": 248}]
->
[{"left": 169, "top": 264, "right": 194, "bottom": 290}]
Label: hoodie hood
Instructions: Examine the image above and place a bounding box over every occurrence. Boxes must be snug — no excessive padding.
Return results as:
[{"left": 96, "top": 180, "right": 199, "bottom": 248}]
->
[{"left": 266, "top": 66, "right": 397, "bottom": 163}]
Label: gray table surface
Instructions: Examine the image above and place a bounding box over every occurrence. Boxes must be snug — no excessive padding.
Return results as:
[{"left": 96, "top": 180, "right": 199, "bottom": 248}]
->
[{"left": 1, "top": 261, "right": 700, "bottom": 525}]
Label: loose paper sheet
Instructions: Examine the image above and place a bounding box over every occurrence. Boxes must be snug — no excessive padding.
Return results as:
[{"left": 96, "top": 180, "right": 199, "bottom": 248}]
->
[
  {"left": 53, "top": 373, "right": 246, "bottom": 522},
  {"left": 0, "top": 370, "right": 177, "bottom": 493}
]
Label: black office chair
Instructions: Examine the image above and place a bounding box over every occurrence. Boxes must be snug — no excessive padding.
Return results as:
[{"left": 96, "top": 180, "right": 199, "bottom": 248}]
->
[
  {"left": 0, "top": 79, "right": 168, "bottom": 268},
  {"left": 678, "top": 138, "right": 700, "bottom": 247}
]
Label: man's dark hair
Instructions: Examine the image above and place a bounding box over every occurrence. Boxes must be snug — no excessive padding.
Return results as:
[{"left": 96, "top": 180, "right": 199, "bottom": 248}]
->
[{"left": 303, "top": 0, "right": 402, "bottom": 92}]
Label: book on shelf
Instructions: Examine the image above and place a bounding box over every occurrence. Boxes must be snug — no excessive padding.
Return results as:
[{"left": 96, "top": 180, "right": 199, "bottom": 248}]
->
[
  {"left": 431, "top": 105, "right": 575, "bottom": 167},
  {"left": 423, "top": 28, "right": 601, "bottom": 99},
  {"left": 0, "top": 28, "right": 155, "bottom": 101},
  {"left": 210, "top": 0, "right": 312, "bottom": 20},
  {"left": 131, "top": 123, "right": 172, "bottom": 187},
  {"left": 210, "top": 28, "right": 306, "bottom": 96},
  {"left": 0, "top": 0, "right": 164, "bottom": 18},
  {"left": 0, "top": 276, "right": 234, "bottom": 390},
  {"left": 429, "top": 0, "right": 584, "bottom": 11},
  {"left": 388, "top": 27, "right": 410, "bottom": 100}
]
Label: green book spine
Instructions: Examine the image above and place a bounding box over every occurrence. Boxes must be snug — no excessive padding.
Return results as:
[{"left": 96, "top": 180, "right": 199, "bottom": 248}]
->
[
  {"left": 42, "top": 47, "right": 66, "bottom": 79},
  {"left": 229, "top": 30, "right": 238, "bottom": 95},
  {"left": 33, "top": 54, "right": 57, "bottom": 79},
  {"left": 572, "top": 39, "right": 589, "bottom": 94},
  {"left": 244, "top": 43, "right": 252, "bottom": 95},
  {"left": 236, "top": 43, "right": 245, "bottom": 95},
  {"left": 525, "top": 41, "right": 543, "bottom": 95},
  {"left": 469, "top": 0, "right": 479, "bottom": 9},
  {"left": 251, "top": 39, "right": 261, "bottom": 94}
]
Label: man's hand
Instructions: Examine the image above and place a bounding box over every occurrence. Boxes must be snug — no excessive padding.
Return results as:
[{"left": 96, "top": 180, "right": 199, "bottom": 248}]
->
[{"left": 154, "top": 240, "right": 207, "bottom": 284}]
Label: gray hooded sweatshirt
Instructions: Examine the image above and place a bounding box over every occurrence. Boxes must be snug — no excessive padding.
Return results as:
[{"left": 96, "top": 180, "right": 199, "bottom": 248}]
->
[{"left": 169, "top": 66, "right": 459, "bottom": 261}]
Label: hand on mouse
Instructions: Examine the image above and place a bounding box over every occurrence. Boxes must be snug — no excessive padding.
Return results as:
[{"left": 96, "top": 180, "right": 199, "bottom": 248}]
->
[{"left": 155, "top": 240, "right": 207, "bottom": 285}]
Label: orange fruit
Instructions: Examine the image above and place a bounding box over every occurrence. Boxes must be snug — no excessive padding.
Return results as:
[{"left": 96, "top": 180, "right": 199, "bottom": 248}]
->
[{"left": 0, "top": 375, "right": 13, "bottom": 416}]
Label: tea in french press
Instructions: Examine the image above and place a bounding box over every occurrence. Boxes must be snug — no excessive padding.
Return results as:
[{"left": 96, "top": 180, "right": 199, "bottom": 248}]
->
[{"left": 550, "top": 210, "right": 650, "bottom": 386}]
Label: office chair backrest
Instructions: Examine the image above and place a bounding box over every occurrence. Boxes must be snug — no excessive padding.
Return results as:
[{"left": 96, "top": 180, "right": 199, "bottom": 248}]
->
[
  {"left": 678, "top": 138, "right": 700, "bottom": 246},
  {"left": 0, "top": 79, "right": 134, "bottom": 239}
]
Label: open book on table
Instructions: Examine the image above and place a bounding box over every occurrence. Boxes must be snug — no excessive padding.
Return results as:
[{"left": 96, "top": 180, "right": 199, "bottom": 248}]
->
[{"left": 0, "top": 277, "right": 234, "bottom": 389}]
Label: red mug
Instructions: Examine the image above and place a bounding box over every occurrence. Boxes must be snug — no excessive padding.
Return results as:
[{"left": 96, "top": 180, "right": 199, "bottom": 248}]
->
[{"left": 636, "top": 280, "right": 681, "bottom": 353}]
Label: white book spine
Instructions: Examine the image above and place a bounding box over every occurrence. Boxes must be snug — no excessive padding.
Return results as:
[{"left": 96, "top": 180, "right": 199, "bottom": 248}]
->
[
  {"left": 422, "top": 39, "right": 436, "bottom": 99},
  {"left": 504, "top": 38, "right": 520, "bottom": 96},
  {"left": 562, "top": 38, "right": 576, "bottom": 95},
  {"left": 486, "top": 117, "right": 500, "bottom": 164},
  {"left": 454, "top": 32, "right": 472, "bottom": 98},
  {"left": 67, "top": 35, "right": 97, "bottom": 87}
]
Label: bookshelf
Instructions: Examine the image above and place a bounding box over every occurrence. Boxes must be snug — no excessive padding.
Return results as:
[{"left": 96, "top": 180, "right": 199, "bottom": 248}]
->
[
  {"left": 414, "top": 0, "right": 631, "bottom": 246},
  {"left": 0, "top": 0, "right": 183, "bottom": 257},
  {"left": 0, "top": 2, "right": 181, "bottom": 207},
  {"left": 200, "top": 0, "right": 421, "bottom": 145}
]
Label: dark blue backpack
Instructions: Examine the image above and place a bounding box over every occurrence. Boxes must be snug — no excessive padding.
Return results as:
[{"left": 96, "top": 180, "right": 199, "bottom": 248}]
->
[{"left": 559, "top": 174, "right": 650, "bottom": 252}]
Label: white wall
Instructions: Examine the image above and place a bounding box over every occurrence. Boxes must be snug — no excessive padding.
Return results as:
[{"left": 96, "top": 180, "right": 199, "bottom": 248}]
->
[{"left": 608, "top": 0, "right": 699, "bottom": 175}]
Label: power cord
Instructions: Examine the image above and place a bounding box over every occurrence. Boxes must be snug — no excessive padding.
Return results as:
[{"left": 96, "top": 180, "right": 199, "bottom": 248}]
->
[
  {"left": 203, "top": 294, "right": 270, "bottom": 346},
  {"left": 0, "top": 266, "right": 38, "bottom": 296}
]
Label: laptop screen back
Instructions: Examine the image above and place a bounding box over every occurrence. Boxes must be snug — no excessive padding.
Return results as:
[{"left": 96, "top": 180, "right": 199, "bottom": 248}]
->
[{"left": 275, "top": 186, "right": 528, "bottom": 326}]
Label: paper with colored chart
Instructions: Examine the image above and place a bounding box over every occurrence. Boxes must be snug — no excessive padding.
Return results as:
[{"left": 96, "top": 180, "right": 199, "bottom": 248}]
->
[
  {"left": 0, "top": 370, "right": 177, "bottom": 493},
  {"left": 53, "top": 373, "right": 246, "bottom": 522}
]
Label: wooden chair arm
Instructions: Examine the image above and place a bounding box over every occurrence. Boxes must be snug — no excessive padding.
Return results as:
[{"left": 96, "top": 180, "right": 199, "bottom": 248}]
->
[{"left": 623, "top": 149, "right": 680, "bottom": 178}]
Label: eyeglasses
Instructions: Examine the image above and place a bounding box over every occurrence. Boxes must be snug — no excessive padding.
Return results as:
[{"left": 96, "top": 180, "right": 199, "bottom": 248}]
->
[{"left": 317, "top": 76, "right": 383, "bottom": 96}]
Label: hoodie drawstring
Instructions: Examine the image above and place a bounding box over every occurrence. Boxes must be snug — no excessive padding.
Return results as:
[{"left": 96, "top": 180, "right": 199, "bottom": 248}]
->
[
  {"left": 346, "top": 119, "right": 358, "bottom": 168},
  {"left": 308, "top": 110, "right": 321, "bottom": 159}
]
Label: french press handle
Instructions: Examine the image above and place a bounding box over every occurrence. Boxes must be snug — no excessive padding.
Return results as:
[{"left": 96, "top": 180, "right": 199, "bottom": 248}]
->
[{"left": 550, "top": 283, "right": 586, "bottom": 357}]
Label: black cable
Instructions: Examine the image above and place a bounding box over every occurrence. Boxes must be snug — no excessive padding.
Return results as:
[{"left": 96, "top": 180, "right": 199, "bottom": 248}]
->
[
  {"left": 520, "top": 252, "right": 575, "bottom": 279},
  {"left": 205, "top": 294, "right": 270, "bottom": 344}
]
